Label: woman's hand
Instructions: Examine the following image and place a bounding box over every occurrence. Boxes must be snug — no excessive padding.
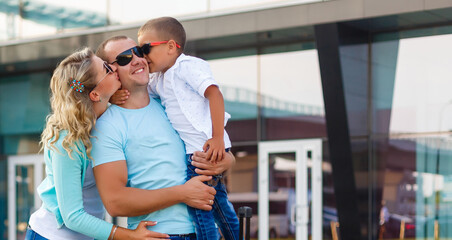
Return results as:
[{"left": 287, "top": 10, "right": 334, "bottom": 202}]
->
[
  {"left": 190, "top": 151, "right": 235, "bottom": 176},
  {"left": 128, "top": 221, "right": 170, "bottom": 240}
]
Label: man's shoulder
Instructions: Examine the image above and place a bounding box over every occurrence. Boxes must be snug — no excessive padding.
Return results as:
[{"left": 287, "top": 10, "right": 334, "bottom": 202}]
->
[
  {"left": 98, "top": 105, "right": 123, "bottom": 119},
  {"left": 93, "top": 106, "right": 126, "bottom": 132}
]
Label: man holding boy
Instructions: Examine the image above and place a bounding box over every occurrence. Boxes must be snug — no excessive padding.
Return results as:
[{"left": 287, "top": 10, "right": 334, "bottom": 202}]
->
[
  {"left": 91, "top": 36, "right": 235, "bottom": 238},
  {"left": 136, "top": 17, "right": 239, "bottom": 240}
]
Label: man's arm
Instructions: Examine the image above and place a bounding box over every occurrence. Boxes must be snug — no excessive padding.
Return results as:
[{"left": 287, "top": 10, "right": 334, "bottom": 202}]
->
[{"left": 93, "top": 160, "right": 216, "bottom": 217}]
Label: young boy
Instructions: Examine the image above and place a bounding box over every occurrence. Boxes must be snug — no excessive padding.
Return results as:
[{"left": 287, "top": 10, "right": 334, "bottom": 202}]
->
[{"left": 112, "top": 17, "right": 239, "bottom": 240}]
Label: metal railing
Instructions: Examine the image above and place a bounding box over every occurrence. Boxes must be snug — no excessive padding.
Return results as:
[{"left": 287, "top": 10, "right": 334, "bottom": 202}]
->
[{"left": 222, "top": 86, "right": 324, "bottom": 117}]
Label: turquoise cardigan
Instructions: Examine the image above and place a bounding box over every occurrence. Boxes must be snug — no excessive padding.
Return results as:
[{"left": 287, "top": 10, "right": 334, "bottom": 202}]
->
[{"left": 36, "top": 131, "right": 113, "bottom": 240}]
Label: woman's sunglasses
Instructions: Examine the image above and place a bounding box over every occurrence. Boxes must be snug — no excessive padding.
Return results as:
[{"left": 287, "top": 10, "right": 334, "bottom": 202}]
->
[
  {"left": 111, "top": 46, "right": 144, "bottom": 66},
  {"left": 94, "top": 61, "right": 114, "bottom": 88},
  {"left": 141, "top": 41, "right": 181, "bottom": 55}
]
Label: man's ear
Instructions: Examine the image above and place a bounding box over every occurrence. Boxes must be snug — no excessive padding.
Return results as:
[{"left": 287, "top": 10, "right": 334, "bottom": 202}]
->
[{"left": 89, "top": 90, "right": 101, "bottom": 102}]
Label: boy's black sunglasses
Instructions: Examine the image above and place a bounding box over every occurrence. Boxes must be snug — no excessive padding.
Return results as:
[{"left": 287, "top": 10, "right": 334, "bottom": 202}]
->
[{"left": 111, "top": 46, "right": 144, "bottom": 66}]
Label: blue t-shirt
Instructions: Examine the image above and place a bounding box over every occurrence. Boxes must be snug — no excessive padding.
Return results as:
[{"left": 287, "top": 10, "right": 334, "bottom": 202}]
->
[{"left": 91, "top": 97, "right": 194, "bottom": 234}]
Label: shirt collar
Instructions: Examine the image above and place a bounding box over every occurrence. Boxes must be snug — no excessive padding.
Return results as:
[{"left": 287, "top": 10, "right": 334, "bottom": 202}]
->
[{"left": 164, "top": 53, "right": 187, "bottom": 75}]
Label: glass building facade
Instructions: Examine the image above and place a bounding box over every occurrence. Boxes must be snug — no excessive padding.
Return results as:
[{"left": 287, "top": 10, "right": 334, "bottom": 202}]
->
[
  {"left": 0, "top": 0, "right": 325, "bottom": 41},
  {"left": 2, "top": 0, "right": 452, "bottom": 240}
]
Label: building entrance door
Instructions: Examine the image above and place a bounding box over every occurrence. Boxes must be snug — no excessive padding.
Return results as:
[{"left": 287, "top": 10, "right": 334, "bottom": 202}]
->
[
  {"left": 8, "top": 154, "right": 44, "bottom": 240},
  {"left": 258, "top": 139, "right": 322, "bottom": 240}
]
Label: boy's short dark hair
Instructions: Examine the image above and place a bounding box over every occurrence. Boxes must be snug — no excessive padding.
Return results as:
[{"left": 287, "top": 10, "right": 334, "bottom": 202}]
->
[
  {"left": 96, "top": 35, "right": 129, "bottom": 62},
  {"left": 138, "top": 17, "right": 186, "bottom": 52}
]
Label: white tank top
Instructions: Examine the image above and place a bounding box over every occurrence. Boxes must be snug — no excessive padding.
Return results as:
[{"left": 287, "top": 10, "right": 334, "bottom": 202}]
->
[{"left": 29, "top": 162, "right": 104, "bottom": 240}]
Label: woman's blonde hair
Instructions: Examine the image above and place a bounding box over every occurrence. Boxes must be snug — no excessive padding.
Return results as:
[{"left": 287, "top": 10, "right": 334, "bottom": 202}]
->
[{"left": 41, "top": 47, "right": 99, "bottom": 159}]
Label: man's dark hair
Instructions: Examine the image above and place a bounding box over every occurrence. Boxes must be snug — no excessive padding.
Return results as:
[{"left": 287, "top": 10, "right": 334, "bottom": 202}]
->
[{"left": 96, "top": 35, "right": 129, "bottom": 62}]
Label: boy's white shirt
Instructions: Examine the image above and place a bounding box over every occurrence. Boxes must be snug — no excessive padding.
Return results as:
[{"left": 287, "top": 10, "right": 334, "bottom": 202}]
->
[{"left": 147, "top": 53, "right": 231, "bottom": 154}]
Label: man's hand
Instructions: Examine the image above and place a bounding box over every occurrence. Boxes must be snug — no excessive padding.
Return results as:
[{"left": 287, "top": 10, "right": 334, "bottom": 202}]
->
[
  {"left": 191, "top": 151, "right": 235, "bottom": 176},
  {"left": 203, "top": 137, "right": 225, "bottom": 163},
  {"left": 109, "top": 89, "right": 130, "bottom": 105},
  {"left": 182, "top": 175, "right": 216, "bottom": 210}
]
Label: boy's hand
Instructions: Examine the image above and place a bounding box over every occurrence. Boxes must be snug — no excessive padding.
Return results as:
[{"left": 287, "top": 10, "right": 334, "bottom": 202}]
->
[
  {"left": 203, "top": 137, "right": 225, "bottom": 163},
  {"left": 109, "top": 89, "right": 130, "bottom": 105}
]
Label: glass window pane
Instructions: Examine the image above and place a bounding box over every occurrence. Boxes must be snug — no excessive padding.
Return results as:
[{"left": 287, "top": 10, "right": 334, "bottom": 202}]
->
[
  {"left": 386, "top": 34, "right": 452, "bottom": 134},
  {"left": 260, "top": 49, "right": 326, "bottom": 140},
  {"left": 0, "top": 159, "right": 7, "bottom": 239},
  {"left": 269, "top": 152, "right": 296, "bottom": 238},
  {"left": 379, "top": 137, "right": 452, "bottom": 239},
  {"left": 2, "top": 0, "right": 110, "bottom": 39},
  {"left": 209, "top": 55, "right": 258, "bottom": 142},
  {"left": 227, "top": 145, "right": 258, "bottom": 237},
  {"left": 0, "top": 72, "right": 50, "bottom": 136},
  {"left": 209, "top": 0, "right": 324, "bottom": 12},
  {"left": 15, "top": 165, "right": 34, "bottom": 240},
  {"left": 374, "top": 29, "right": 452, "bottom": 240},
  {"left": 341, "top": 43, "right": 370, "bottom": 136},
  {"left": 109, "top": 0, "right": 207, "bottom": 25}
]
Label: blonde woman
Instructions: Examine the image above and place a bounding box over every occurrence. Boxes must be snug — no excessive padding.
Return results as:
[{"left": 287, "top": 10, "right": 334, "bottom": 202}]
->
[{"left": 25, "top": 48, "right": 170, "bottom": 240}]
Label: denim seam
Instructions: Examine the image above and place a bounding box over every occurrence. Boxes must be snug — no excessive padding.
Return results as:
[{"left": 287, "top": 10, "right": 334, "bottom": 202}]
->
[
  {"left": 213, "top": 187, "right": 237, "bottom": 240},
  {"left": 194, "top": 206, "right": 216, "bottom": 240}
]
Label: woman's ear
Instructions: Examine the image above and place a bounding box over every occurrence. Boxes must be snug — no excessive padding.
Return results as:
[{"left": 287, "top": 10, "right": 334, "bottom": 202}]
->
[{"left": 89, "top": 90, "right": 101, "bottom": 102}]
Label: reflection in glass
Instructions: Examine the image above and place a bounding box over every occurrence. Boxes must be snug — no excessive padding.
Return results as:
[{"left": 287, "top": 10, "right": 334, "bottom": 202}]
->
[
  {"left": 371, "top": 39, "right": 398, "bottom": 135},
  {"left": 15, "top": 165, "right": 34, "bottom": 240},
  {"left": 0, "top": 72, "right": 51, "bottom": 137},
  {"left": 389, "top": 34, "right": 452, "bottom": 134},
  {"left": 380, "top": 137, "right": 452, "bottom": 239},
  {"left": 209, "top": 55, "right": 259, "bottom": 142},
  {"left": 415, "top": 138, "right": 452, "bottom": 239},
  {"left": 380, "top": 138, "right": 416, "bottom": 239},
  {"left": 0, "top": 0, "right": 330, "bottom": 41},
  {"left": 209, "top": 55, "right": 258, "bottom": 121},
  {"left": 227, "top": 145, "right": 259, "bottom": 238},
  {"left": 0, "top": 159, "right": 7, "bottom": 240},
  {"left": 375, "top": 30, "right": 452, "bottom": 239},
  {"left": 209, "top": 0, "right": 325, "bottom": 12},
  {"left": 269, "top": 152, "right": 297, "bottom": 239},
  {"left": 260, "top": 50, "right": 326, "bottom": 140},
  {"left": 228, "top": 145, "right": 258, "bottom": 193},
  {"left": 341, "top": 43, "right": 369, "bottom": 136},
  {"left": 109, "top": 0, "right": 206, "bottom": 24},
  {"left": 0, "top": 0, "right": 109, "bottom": 40}
]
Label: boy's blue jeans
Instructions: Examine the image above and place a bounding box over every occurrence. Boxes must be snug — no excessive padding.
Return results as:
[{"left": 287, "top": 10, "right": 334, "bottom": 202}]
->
[{"left": 186, "top": 155, "right": 239, "bottom": 240}]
